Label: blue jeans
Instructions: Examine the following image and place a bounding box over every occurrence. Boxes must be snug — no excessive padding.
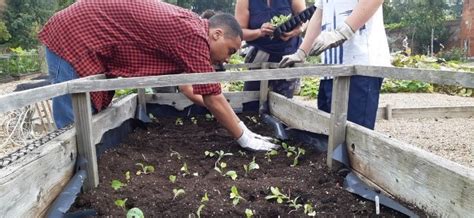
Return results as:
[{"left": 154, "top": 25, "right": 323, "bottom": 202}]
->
[
  {"left": 318, "top": 76, "right": 383, "bottom": 130},
  {"left": 46, "top": 47, "right": 79, "bottom": 129}
]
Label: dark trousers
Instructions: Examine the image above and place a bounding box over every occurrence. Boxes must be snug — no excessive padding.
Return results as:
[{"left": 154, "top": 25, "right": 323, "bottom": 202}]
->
[{"left": 317, "top": 76, "right": 383, "bottom": 130}]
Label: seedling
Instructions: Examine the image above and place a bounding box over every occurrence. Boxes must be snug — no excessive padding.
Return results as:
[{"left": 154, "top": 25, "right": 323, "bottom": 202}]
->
[
  {"left": 201, "top": 192, "right": 209, "bottom": 202},
  {"left": 245, "top": 208, "right": 254, "bottom": 218},
  {"left": 173, "top": 188, "right": 185, "bottom": 200},
  {"left": 205, "top": 113, "right": 214, "bottom": 121},
  {"left": 125, "top": 171, "right": 131, "bottom": 183},
  {"left": 282, "top": 142, "right": 297, "bottom": 157},
  {"left": 230, "top": 186, "right": 245, "bottom": 206},
  {"left": 190, "top": 117, "right": 198, "bottom": 125},
  {"left": 245, "top": 115, "right": 258, "bottom": 124},
  {"left": 196, "top": 204, "right": 205, "bottom": 218},
  {"left": 170, "top": 150, "right": 182, "bottom": 160},
  {"left": 127, "top": 207, "right": 144, "bottom": 218},
  {"left": 270, "top": 14, "right": 291, "bottom": 26},
  {"left": 290, "top": 147, "right": 306, "bottom": 167},
  {"left": 288, "top": 197, "right": 303, "bottom": 213},
  {"left": 304, "top": 203, "right": 316, "bottom": 216},
  {"left": 111, "top": 179, "right": 126, "bottom": 191},
  {"left": 169, "top": 175, "right": 177, "bottom": 183},
  {"left": 214, "top": 161, "right": 227, "bottom": 174},
  {"left": 204, "top": 150, "right": 216, "bottom": 158},
  {"left": 225, "top": 170, "right": 238, "bottom": 180},
  {"left": 175, "top": 117, "right": 183, "bottom": 126},
  {"left": 206, "top": 150, "right": 233, "bottom": 172},
  {"left": 264, "top": 149, "right": 278, "bottom": 162},
  {"left": 243, "top": 156, "right": 260, "bottom": 176},
  {"left": 180, "top": 162, "right": 190, "bottom": 176},
  {"left": 114, "top": 198, "right": 127, "bottom": 211},
  {"left": 238, "top": 150, "right": 247, "bottom": 157},
  {"left": 136, "top": 163, "right": 155, "bottom": 175},
  {"left": 265, "top": 187, "right": 289, "bottom": 204}
]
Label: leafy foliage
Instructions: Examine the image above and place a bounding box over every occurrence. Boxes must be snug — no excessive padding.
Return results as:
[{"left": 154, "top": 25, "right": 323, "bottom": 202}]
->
[{"left": 0, "top": 47, "right": 40, "bottom": 76}]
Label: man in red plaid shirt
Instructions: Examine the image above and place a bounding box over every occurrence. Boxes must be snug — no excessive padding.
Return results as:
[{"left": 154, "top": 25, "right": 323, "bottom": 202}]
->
[{"left": 39, "top": 0, "right": 279, "bottom": 151}]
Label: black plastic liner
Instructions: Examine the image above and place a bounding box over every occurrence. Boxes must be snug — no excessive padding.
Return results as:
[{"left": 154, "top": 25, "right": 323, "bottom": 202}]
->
[{"left": 48, "top": 103, "right": 418, "bottom": 217}]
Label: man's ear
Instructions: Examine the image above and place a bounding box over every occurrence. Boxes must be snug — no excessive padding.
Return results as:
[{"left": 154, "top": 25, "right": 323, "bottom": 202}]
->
[{"left": 211, "top": 28, "right": 224, "bottom": 41}]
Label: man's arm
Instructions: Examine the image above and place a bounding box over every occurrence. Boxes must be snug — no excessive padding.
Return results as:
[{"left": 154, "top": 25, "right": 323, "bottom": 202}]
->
[
  {"left": 202, "top": 94, "right": 242, "bottom": 138},
  {"left": 178, "top": 85, "right": 205, "bottom": 107}
]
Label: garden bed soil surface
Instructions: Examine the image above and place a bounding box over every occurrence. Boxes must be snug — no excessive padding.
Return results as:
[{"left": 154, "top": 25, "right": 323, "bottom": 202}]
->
[{"left": 73, "top": 113, "right": 426, "bottom": 217}]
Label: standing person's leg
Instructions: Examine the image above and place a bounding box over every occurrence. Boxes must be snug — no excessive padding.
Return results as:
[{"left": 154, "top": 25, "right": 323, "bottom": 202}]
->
[
  {"left": 317, "top": 79, "right": 333, "bottom": 113},
  {"left": 45, "top": 47, "right": 79, "bottom": 129}
]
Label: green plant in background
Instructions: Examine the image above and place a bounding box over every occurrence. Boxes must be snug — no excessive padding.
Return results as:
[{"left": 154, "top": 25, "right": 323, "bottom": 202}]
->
[
  {"left": 126, "top": 207, "right": 145, "bottom": 218},
  {"left": 0, "top": 47, "right": 40, "bottom": 76},
  {"left": 169, "top": 175, "right": 177, "bottom": 183},
  {"left": 290, "top": 147, "right": 306, "bottom": 167},
  {"left": 114, "top": 88, "right": 137, "bottom": 98},
  {"left": 114, "top": 198, "right": 128, "bottom": 211},
  {"left": 229, "top": 186, "right": 245, "bottom": 206},
  {"left": 288, "top": 197, "right": 303, "bottom": 212},
  {"left": 270, "top": 14, "right": 291, "bottom": 26},
  {"left": 173, "top": 188, "right": 185, "bottom": 200},
  {"left": 298, "top": 77, "right": 320, "bottom": 99},
  {"left": 135, "top": 163, "right": 155, "bottom": 175},
  {"left": 111, "top": 179, "right": 126, "bottom": 191},
  {"left": 243, "top": 156, "right": 260, "bottom": 176},
  {"left": 265, "top": 187, "right": 289, "bottom": 204},
  {"left": 225, "top": 170, "right": 238, "bottom": 180},
  {"left": 245, "top": 208, "right": 254, "bottom": 218},
  {"left": 264, "top": 149, "right": 278, "bottom": 162}
]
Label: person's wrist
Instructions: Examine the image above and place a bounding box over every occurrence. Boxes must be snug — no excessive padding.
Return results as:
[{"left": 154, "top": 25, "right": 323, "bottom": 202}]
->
[
  {"left": 297, "top": 48, "right": 307, "bottom": 59},
  {"left": 337, "top": 22, "right": 355, "bottom": 39}
]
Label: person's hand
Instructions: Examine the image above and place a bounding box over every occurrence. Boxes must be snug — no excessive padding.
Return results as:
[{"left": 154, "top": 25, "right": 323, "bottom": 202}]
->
[
  {"left": 279, "top": 48, "right": 307, "bottom": 68},
  {"left": 259, "top": 22, "right": 275, "bottom": 37},
  {"left": 280, "top": 25, "right": 302, "bottom": 41},
  {"left": 309, "top": 22, "right": 355, "bottom": 56},
  {"left": 237, "top": 122, "right": 280, "bottom": 151}
]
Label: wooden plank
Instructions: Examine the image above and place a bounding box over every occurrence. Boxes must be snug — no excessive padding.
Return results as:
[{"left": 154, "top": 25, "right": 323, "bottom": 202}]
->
[
  {"left": 355, "top": 65, "right": 474, "bottom": 89},
  {"left": 223, "top": 62, "right": 325, "bottom": 70},
  {"left": 0, "top": 129, "right": 77, "bottom": 217},
  {"left": 268, "top": 92, "right": 330, "bottom": 135},
  {"left": 259, "top": 62, "right": 270, "bottom": 113},
  {"left": 91, "top": 94, "right": 137, "bottom": 146},
  {"left": 346, "top": 122, "right": 474, "bottom": 216},
  {"left": 0, "top": 83, "right": 68, "bottom": 114},
  {"left": 137, "top": 88, "right": 146, "bottom": 115},
  {"left": 145, "top": 91, "right": 260, "bottom": 111},
  {"left": 376, "top": 106, "right": 474, "bottom": 120},
  {"left": 71, "top": 92, "right": 98, "bottom": 191},
  {"left": 327, "top": 76, "right": 350, "bottom": 168},
  {"left": 68, "top": 65, "right": 354, "bottom": 93}
]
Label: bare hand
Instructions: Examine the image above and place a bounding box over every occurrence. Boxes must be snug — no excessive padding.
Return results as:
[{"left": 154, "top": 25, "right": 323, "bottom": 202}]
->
[
  {"left": 259, "top": 22, "right": 275, "bottom": 37},
  {"left": 280, "top": 24, "right": 302, "bottom": 41}
]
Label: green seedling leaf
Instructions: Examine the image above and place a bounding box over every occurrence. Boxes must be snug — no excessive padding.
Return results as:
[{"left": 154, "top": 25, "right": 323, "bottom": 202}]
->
[
  {"left": 238, "top": 150, "right": 247, "bottom": 157},
  {"left": 288, "top": 197, "right": 303, "bottom": 211},
  {"left": 127, "top": 207, "right": 144, "bottom": 218},
  {"left": 196, "top": 204, "right": 205, "bottom": 218},
  {"left": 291, "top": 147, "right": 306, "bottom": 167},
  {"left": 249, "top": 157, "right": 260, "bottom": 171},
  {"left": 136, "top": 163, "right": 154, "bottom": 175},
  {"left": 169, "top": 175, "right": 177, "bottom": 183},
  {"left": 144, "top": 165, "right": 155, "bottom": 174},
  {"left": 114, "top": 198, "right": 127, "bottom": 211},
  {"left": 205, "top": 113, "right": 214, "bottom": 121},
  {"left": 220, "top": 162, "right": 227, "bottom": 169},
  {"left": 175, "top": 117, "right": 183, "bottom": 125},
  {"left": 190, "top": 117, "right": 198, "bottom": 125},
  {"left": 201, "top": 192, "right": 209, "bottom": 202},
  {"left": 125, "top": 171, "right": 131, "bottom": 182},
  {"left": 265, "top": 187, "right": 289, "bottom": 204},
  {"left": 245, "top": 208, "right": 254, "bottom": 218},
  {"left": 204, "top": 150, "right": 215, "bottom": 157},
  {"left": 264, "top": 149, "right": 278, "bottom": 162},
  {"left": 230, "top": 186, "right": 245, "bottom": 206},
  {"left": 111, "top": 179, "right": 126, "bottom": 191},
  {"left": 173, "top": 188, "right": 185, "bottom": 200},
  {"left": 304, "top": 203, "right": 316, "bottom": 216},
  {"left": 170, "top": 150, "right": 182, "bottom": 160},
  {"left": 270, "top": 14, "right": 291, "bottom": 26},
  {"left": 225, "top": 170, "right": 238, "bottom": 180},
  {"left": 181, "top": 162, "right": 190, "bottom": 175}
]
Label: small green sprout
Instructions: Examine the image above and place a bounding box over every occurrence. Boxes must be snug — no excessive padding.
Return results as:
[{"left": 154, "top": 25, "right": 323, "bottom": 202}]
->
[
  {"left": 243, "top": 156, "right": 260, "bottom": 176},
  {"left": 114, "top": 198, "right": 127, "bottom": 211},
  {"left": 264, "top": 149, "right": 278, "bottom": 162},
  {"left": 238, "top": 150, "right": 247, "bottom": 157},
  {"left": 136, "top": 163, "right": 155, "bottom": 175},
  {"left": 304, "top": 203, "right": 316, "bottom": 216},
  {"left": 181, "top": 162, "right": 190, "bottom": 175},
  {"left": 205, "top": 113, "right": 214, "bottom": 121},
  {"left": 245, "top": 208, "right": 254, "bottom": 218},
  {"left": 175, "top": 117, "right": 183, "bottom": 125},
  {"left": 288, "top": 197, "right": 303, "bottom": 212},
  {"left": 245, "top": 116, "right": 258, "bottom": 124},
  {"left": 225, "top": 170, "right": 238, "bottom": 180},
  {"left": 170, "top": 150, "right": 182, "bottom": 160},
  {"left": 201, "top": 192, "right": 209, "bottom": 202},
  {"left": 265, "top": 187, "right": 289, "bottom": 204},
  {"left": 126, "top": 207, "right": 144, "bottom": 218},
  {"left": 173, "top": 188, "right": 185, "bottom": 200},
  {"left": 190, "top": 117, "right": 198, "bottom": 125},
  {"left": 214, "top": 161, "right": 227, "bottom": 174},
  {"left": 290, "top": 147, "right": 306, "bottom": 167},
  {"left": 196, "top": 204, "right": 205, "bottom": 218},
  {"left": 230, "top": 186, "right": 245, "bottom": 206},
  {"left": 270, "top": 14, "right": 291, "bottom": 26},
  {"left": 111, "top": 179, "right": 126, "bottom": 191},
  {"left": 204, "top": 150, "right": 216, "bottom": 157},
  {"left": 169, "top": 175, "right": 177, "bottom": 183},
  {"left": 125, "top": 171, "right": 131, "bottom": 183}
]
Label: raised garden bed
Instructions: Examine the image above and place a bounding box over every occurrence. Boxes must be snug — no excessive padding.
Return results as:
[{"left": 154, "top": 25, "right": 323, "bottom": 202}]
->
[{"left": 72, "top": 113, "right": 425, "bottom": 217}]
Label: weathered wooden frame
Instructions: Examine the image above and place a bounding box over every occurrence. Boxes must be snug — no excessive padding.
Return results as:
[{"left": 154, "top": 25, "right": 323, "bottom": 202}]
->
[{"left": 0, "top": 64, "right": 473, "bottom": 216}]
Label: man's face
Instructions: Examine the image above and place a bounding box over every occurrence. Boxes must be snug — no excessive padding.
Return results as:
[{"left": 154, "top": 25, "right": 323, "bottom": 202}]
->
[{"left": 209, "top": 28, "right": 241, "bottom": 65}]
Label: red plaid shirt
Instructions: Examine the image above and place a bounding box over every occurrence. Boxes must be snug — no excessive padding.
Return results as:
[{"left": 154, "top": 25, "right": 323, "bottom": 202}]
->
[{"left": 39, "top": 0, "right": 221, "bottom": 111}]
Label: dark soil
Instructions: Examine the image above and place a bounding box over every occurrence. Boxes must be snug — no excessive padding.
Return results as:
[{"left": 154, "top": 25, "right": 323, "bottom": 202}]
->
[{"left": 73, "top": 113, "right": 425, "bottom": 217}]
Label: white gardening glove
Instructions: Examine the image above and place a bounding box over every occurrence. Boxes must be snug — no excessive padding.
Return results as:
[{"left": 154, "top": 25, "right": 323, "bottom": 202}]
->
[
  {"left": 237, "top": 122, "right": 280, "bottom": 151},
  {"left": 279, "top": 48, "right": 307, "bottom": 68},
  {"left": 309, "top": 22, "right": 355, "bottom": 56},
  {"left": 238, "top": 121, "right": 274, "bottom": 142}
]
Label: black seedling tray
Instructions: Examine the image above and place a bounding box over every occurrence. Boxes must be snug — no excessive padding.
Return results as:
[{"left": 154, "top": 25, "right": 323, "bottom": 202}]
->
[{"left": 273, "top": 5, "right": 317, "bottom": 39}]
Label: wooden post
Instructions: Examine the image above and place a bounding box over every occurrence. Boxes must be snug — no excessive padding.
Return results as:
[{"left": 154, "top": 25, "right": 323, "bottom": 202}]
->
[
  {"left": 137, "top": 88, "right": 147, "bottom": 115},
  {"left": 327, "top": 76, "right": 350, "bottom": 169},
  {"left": 259, "top": 63, "right": 270, "bottom": 113},
  {"left": 71, "top": 92, "right": 99, "bottom": 191},
  {"left": 385, "top": 104, "right": 392, "bottom": 120}
]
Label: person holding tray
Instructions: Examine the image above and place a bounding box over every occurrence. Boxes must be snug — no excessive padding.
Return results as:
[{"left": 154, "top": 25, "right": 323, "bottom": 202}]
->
[{"left": 235, "top": 0, "right": 307, "bottom": 111}]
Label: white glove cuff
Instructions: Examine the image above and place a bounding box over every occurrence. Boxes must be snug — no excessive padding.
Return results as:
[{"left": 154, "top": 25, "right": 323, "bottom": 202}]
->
[
  {"left": 237, "top": 128, "right": 251, "bottom": 147},
  {"left": 296, "top": 48, "right": 307, "bottom": 59},
  {"left": 337, "top": 22, "right": 355, "bottom": 40}
]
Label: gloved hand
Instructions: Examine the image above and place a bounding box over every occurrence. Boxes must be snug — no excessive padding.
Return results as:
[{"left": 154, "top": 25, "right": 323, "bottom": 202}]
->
[
  {"left": 309, "top": 22, "right": 355, "bottom": 56},
  {"left": 237, "top": 121, "right": 280, "bottom": 151},
  {"left": 279, "top": 48, "right": 307, "bottom": 68}
]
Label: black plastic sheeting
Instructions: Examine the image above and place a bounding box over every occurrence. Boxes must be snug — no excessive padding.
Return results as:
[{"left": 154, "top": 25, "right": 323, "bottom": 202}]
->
[{"left": 48, "top": 103, "right": 418, "bottom": 217}]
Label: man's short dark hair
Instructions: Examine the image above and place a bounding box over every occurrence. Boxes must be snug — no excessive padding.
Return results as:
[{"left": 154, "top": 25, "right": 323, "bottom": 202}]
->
[{"left": 208, "top": 13, "right": 243, "bottom": 39}]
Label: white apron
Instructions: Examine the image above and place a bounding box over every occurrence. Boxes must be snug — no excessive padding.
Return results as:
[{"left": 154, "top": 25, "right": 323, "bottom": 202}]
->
[{"left": 315, "top": 0, "right": 391, "bottom": 66}]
